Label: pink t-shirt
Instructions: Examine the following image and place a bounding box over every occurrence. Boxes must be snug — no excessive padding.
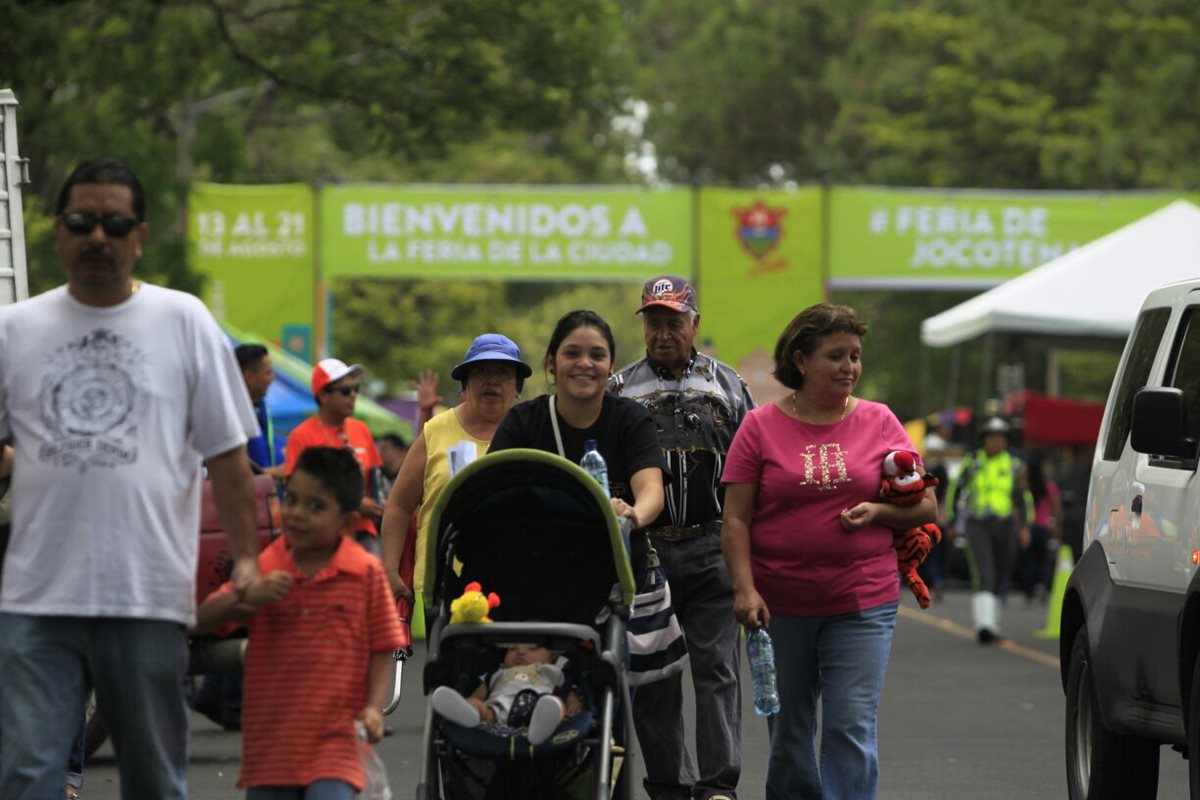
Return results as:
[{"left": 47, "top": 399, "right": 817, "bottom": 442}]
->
[
  {"left": 722, "top": 399, "right": 916, "bottom": 616},
  {"left": 1034, "top": 480, "right": 1060, "bottom": 527}
]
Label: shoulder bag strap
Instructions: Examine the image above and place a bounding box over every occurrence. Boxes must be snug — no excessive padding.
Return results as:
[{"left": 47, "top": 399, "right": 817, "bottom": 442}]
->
[{"left": 549, "top": 395, "right": 566, "bottom": 458}]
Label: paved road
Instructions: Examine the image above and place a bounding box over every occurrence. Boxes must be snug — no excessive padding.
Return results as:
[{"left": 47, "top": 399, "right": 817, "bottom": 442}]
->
[{"left": 76, "top": 587, "right": 1190, "bottom": 799}]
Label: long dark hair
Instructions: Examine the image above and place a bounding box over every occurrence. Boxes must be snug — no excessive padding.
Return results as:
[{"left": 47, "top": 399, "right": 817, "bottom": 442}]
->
[
  {"left": 1027, "top": 456, "right": 1050, "bottom": 503},
  {"left": 543, "top": 310, "right": 616, "bottom": 373}
]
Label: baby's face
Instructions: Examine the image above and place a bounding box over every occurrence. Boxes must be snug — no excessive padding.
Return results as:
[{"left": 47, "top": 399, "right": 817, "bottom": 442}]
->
[{"left": 505, "top": 644, "right": 553, "bottom": 667}]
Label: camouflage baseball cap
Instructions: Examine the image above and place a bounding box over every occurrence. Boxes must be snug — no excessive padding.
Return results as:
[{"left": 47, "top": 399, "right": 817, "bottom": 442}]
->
[{"left": 636, "top": 275, "right": 697, "bottom": 314}]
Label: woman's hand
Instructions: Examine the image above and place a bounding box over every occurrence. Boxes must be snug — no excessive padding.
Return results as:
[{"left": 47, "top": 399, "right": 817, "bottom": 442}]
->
[
  {"left": 360, "top": 496, "right": 384, "bottom": 519},
  {"left": 610, "top": 496, "right": 637, "bottom": 524},
  {"left": 414, "top": 369, "right": 443, "bottom": 415},
  {"left": 1019, "top": 526, "right": 1032, "bottom": 549},
  {"left": 389, "top": 573, "right": 414, "bottom": 602},
  {"left": 734, "top": 587, "right": 770, "bottom": 630},
  {"left": 840, "top": 501, "right": 880, "bottom": 531}
]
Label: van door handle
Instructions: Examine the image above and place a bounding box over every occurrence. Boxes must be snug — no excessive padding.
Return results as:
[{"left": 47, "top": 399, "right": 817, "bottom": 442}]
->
[{"left": 1131, "top": 482, "right": 1145, "bottom": 515}]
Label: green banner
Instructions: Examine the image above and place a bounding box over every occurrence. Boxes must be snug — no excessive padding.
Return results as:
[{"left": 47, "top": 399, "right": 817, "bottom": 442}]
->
[
  {"left": 829, "top": 187, "right": 1198, "bottom": 288},
  {"left": 189, "top": 183, "right": 316, "bottom": 359},
  {"left": 697, "top": 188, "right": 825, "bottom": 395},
  {"left": 319, "top": 185, "right": 692, "bottom": 280}
]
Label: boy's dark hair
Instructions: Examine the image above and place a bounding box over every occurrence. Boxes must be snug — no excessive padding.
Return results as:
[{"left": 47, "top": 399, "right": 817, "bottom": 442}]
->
[
  {"left": 55, "top": 158, "right": 146, "bottom": 222},
  {"left": 292, "top": 447, "right": 363, "bottom": 513},
  {"left": 378, "top": 432, "right": 409, "bottom": 449},
  {"left": 235, "top": 343, "right": 269, "bottom": 371}
]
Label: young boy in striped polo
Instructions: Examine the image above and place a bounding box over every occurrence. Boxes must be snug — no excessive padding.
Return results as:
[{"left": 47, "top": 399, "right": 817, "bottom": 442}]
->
[{"left": 197, "top": 447, "right": 405, "bottom": 799}]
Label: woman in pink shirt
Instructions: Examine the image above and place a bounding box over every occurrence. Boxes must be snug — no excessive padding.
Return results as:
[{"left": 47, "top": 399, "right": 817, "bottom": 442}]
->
[{"left": 721, "top": 303, "right": 936, "bottom": 800}]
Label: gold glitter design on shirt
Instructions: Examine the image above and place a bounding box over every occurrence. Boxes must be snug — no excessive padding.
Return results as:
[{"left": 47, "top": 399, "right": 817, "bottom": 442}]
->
[{"left": 798, "top": 442, "right": 852, "bottom": 491}]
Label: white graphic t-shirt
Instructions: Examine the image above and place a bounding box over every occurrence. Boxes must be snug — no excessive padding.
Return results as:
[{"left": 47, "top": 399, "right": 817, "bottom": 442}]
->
[{"left": 0, "top": 284, "right": 258, "bottom": 625}]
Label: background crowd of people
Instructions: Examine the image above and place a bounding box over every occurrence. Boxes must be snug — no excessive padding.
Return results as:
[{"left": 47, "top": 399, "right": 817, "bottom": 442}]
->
[{"left": 3, "top": 158, "right": 1096, "bottom": 800}]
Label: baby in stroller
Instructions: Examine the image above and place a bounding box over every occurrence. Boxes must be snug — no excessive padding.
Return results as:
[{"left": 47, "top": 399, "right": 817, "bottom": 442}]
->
[
  {"left": 416, "top": 449, "right": 640, "bottom": 799},
  {"left": 431, "top": 642, "right": 583, "bottom": 745}
]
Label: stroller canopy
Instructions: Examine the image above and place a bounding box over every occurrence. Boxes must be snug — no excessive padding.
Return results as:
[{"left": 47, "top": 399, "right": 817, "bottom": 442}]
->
[{"left": 422, "top": 449, "right": 636, "bottom": 623}]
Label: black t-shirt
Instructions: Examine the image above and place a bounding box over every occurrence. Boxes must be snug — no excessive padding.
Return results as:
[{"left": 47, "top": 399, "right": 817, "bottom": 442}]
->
[{"left": 490, "top": 393, "right": 666, "bottom": 507}]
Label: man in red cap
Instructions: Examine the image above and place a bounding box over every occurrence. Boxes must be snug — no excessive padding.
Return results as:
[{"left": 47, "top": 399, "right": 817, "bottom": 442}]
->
[
  {"left": 284, "top": 358, "right": 385, "bottom": 555},
  {"left": 610, "top": 274, "right": 754, "bottom": 800}
]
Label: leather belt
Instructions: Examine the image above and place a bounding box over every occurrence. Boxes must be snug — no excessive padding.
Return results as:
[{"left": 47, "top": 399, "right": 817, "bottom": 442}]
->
[{"left": 648, "top": 520, "right": 722, "bottom": 542}]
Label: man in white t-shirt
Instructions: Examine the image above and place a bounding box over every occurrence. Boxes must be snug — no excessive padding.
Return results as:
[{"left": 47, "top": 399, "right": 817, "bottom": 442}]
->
[{"left": 0, "top": 159, "right": 262, "bottom": 800}]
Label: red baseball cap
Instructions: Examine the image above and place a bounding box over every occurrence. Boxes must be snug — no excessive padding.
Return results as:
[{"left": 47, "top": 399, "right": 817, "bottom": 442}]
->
[
  {"left": 311, "top": 358, "right": 364, "bottom": 396},
  {"left": 636, "top": 275, "right": 697, "bottom": 314}
]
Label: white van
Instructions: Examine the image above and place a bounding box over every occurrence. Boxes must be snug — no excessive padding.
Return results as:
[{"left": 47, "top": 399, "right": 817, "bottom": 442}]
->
[{"left": 1062, "top": 276, "right": 1200, "bottom": 799}]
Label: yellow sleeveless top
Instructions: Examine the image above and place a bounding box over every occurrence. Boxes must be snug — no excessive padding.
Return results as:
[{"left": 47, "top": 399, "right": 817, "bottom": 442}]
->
[{"left": 414, "top": 407, "right": 491, "bottom": 593}]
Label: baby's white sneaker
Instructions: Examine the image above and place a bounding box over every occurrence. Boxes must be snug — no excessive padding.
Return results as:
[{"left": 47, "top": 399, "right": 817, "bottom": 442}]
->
[
  {"left": 431, "top": 686, "right": 482, "bottom": 728},
  {"left": 527, "top": 695, "right": 564, "bottom": 745}
]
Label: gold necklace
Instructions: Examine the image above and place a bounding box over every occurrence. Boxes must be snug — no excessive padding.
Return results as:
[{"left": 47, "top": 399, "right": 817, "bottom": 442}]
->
[{"left": 791, "top": 391, "right": 849, "bottom": 424}]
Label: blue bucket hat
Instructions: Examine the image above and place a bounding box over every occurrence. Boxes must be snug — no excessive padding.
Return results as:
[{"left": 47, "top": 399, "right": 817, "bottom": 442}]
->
[{"left": 450, "top": 333, "right": 532, "bottom": 381}]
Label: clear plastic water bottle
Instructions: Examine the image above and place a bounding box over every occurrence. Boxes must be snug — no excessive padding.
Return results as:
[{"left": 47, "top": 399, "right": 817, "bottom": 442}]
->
[
  {"left": 355, "top": 720, "right": 394, "bottom": 799},
  {"left": 580, "top": 439, "right": 611, "bottom": 497},
  {"left": 746, "top": 628, "right": 781, "bottom": 716}
]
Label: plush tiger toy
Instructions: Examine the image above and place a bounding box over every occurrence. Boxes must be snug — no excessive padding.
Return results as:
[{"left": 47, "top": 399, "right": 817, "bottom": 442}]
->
[{"left": 880, "top": 451, "right": 942, "bottom": 609}]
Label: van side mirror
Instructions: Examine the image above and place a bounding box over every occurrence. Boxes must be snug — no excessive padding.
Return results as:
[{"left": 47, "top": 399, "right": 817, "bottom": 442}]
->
[{"left": 1131, "top": 387, "right": 1197, "bottom": 460}]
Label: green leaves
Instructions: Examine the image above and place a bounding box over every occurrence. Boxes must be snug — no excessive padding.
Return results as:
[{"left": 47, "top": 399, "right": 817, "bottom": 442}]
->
[
  {"left": 2, "top": 0, "right": 630, "bottom": 294},
  {"left": 630, "top": 0, "right": 1200, "bottom": 190}
]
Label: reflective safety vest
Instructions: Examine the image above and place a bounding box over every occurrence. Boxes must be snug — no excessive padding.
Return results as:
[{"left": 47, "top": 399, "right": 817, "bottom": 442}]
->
[{"left": 952, "top": 449, "right": 1032, "bottom": 522}]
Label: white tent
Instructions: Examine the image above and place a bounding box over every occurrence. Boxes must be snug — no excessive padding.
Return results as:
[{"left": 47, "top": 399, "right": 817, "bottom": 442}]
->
[{"left": 921, "top": 200, "right": 1200, "bottom": 347}]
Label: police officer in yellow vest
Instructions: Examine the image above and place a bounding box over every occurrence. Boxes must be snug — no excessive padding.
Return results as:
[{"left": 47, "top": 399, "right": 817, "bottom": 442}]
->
[{"left": 947, "top": 417, "right": 1033, "bottom": 643}]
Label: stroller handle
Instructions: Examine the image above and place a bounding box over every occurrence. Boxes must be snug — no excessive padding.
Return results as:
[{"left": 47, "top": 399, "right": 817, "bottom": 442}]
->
[{"left": 383, "top": 597, "right": 414, "bottom": 716}]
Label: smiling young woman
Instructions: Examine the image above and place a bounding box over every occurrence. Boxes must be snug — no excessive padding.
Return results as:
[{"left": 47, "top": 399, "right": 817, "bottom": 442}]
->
[{"left": 489, "top": 309, "right": 666, "bottom": 530}]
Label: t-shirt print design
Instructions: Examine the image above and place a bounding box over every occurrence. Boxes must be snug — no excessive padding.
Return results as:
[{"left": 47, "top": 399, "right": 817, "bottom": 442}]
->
[
  {"left": 799, "top": 442, "right": 851, "bottom": 491},
  {"left": 37, "top": 328, "right": 144, "bottom": 471}
]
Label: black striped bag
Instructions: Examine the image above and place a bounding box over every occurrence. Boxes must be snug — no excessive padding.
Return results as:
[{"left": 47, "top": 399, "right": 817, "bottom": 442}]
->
[{"left": 627, "top": 543, "right": 689, "bottom": 686}]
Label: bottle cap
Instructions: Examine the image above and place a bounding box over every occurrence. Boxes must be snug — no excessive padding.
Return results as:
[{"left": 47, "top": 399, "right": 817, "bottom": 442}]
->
[{"left": 584, "top": 439, "right": 598, "bottom": 451}]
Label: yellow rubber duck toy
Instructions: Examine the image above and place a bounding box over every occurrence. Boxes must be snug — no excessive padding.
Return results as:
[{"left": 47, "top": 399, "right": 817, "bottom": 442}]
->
[{"left": 450, "top": 581, "right": 501, "bottom": 624}]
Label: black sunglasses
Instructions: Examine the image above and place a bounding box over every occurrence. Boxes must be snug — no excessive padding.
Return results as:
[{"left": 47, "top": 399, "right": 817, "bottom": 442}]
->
[
  {"left": 324, "top": 384, "right": 360, "bottom": 397},
  {"left": 61, "top": 211, "right": 139, "bottom": 238}
]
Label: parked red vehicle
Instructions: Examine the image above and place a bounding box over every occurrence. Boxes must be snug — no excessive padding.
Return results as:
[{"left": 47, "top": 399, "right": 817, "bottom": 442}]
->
[
  {"left": 84, "top": 473, "right": 282, "bottom": 756},
  {"left": 84, "top": 472, "right": 412, "bottom": 754}
]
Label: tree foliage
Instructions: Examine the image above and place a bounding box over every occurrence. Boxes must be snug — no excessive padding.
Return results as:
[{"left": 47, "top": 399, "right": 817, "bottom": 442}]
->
[
  {"left": 827, "top": 1, "right": 1200, "bottom": 189},
  {"left": 331, "top": 279, "right": 646, "bottom": 404},
  {"left": 626, "top": 0, "right": 1200, "bottom": 417},
  {"left": 1, "top": 0, "right": 630, "bottom": 294},
  {"left": 6, "top": 1, "right": 1193, "bottom": 418},
  {"left": 629, "top": 0, "right": 1200, "bottom": 190}
]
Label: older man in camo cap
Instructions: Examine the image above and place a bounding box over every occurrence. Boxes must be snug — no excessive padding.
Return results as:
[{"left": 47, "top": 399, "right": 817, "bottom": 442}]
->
[{"left": 609, "top": 275, "right": 755, "bottom": 800}]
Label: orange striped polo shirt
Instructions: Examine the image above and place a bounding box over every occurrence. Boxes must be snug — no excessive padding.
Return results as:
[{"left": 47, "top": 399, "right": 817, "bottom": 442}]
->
[{"left": 212, "top": 536, "right": 405, "bottom": 790}]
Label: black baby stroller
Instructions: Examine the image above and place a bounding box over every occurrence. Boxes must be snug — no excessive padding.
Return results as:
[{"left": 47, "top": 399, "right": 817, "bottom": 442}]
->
[{"left": 416, "top": 449, "right": 638, "bottom": 800}]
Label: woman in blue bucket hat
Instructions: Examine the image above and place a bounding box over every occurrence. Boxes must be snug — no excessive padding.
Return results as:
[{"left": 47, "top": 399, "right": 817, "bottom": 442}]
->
[{"left": 380, "top": 334, "right": 531, "bottom": 610}]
